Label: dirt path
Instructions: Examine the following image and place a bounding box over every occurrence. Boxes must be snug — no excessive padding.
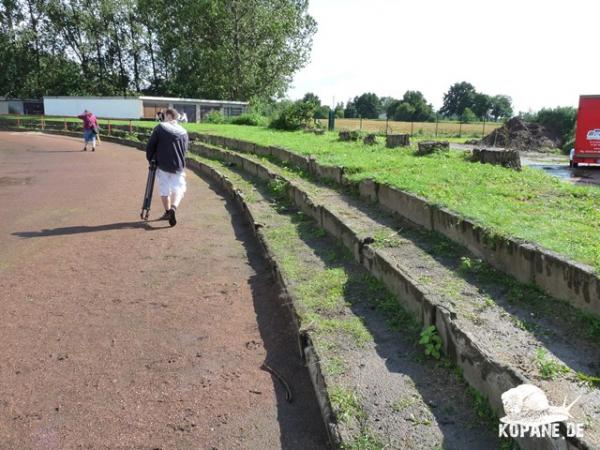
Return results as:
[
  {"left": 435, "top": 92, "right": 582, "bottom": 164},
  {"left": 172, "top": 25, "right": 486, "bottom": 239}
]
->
[{"left": 0, "top": 132, "right": 327, "bottom": 449}]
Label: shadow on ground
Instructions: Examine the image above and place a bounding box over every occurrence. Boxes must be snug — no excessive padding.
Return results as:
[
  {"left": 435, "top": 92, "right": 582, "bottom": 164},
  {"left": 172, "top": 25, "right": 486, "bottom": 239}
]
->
[
  {"left": 198, "top": 162, "right": 501, "bottom": 449},
  {"left": 193, "top": 167, "right": 330, "bottom": 450},
  {"left": 13, "top": 221, "right": 170, "bottom": 238}
]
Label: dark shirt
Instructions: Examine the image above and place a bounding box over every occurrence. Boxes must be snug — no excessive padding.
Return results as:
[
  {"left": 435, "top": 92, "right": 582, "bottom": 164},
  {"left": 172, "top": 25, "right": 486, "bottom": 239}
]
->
[{"left": 146, "top": 121, "right": 188, "bottom": 173}]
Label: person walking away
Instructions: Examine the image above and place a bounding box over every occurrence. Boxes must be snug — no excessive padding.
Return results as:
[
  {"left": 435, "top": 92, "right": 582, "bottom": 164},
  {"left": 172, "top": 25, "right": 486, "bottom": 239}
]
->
[
  {"left": 146, "top": 108, "right": 189, "bottom": 227},
  {"left": 77, "top": 110, "right": 99, "bottom": 152}
]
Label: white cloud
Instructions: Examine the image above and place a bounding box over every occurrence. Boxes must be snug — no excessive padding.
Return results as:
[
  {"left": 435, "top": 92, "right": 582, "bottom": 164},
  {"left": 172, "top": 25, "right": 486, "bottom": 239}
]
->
[{"left": 289, "top": 0, "right": 599, "bottom": 112}]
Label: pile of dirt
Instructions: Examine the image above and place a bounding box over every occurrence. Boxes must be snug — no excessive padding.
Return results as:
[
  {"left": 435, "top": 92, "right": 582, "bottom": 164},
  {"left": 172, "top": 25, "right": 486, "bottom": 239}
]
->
[{"left": 481, "top": 117, "right": 561, "bottom": 152}]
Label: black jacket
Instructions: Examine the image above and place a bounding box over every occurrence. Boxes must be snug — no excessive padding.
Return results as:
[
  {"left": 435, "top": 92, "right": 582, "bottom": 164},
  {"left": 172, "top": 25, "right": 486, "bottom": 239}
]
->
[{"left": 146, "top": 122, "right": 189, "bottom": 173}]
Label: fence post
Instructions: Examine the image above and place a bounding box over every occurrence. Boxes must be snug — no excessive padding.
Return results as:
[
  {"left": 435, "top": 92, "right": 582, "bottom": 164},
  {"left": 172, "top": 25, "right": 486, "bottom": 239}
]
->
[
  {"left": 129, "top": 120, "right": 133, "bottom": 134},
  {"left": 40, "top": 115, "right": 45, "bottom": 130},
  {"left": 359, "top": 115, "right": 362, "bottom": 132},
  {"left": 458, "top": 122, "right": 462, "bottom": 137},
  {"left": 108, "top": 119, "right": 112, "bottom": 135},
  {"left": 64, "top": 118, "right": 68, "bottom": 131},
  {"left": 386, "top": 117, "right": 389, "bottom": 135},
  {"left": 482, "top": 119, "right": 486, "bottom": 138},
  {"left": 410, "top": 121, "right": 414, "bottom": 136},
  {"left": 435, "top": 114, "right": 439, "bottom": 138},
  {"left": 17, "top": 117, "right": 20, "bottom": 127}
]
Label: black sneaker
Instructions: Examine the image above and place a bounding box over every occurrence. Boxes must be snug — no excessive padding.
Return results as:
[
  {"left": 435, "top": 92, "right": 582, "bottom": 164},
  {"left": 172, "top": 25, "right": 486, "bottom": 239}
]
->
[
  {"left": 168, "top": 209, "right": 177, "bottom": 227},
  {"left": 158, "top": 211, "right": 170, "bottom": 221}
]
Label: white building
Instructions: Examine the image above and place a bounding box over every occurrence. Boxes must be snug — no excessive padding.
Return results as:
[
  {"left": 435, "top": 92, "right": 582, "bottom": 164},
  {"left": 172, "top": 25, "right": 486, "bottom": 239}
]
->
[{"left": 42, "top": 96, "right": 249, "bottom": 122}]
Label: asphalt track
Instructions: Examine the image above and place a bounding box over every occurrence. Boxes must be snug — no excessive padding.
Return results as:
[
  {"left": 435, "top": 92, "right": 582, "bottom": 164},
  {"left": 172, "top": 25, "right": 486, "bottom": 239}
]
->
[{"left": 0, "top": 132, "right": 327, "bottom": 449}]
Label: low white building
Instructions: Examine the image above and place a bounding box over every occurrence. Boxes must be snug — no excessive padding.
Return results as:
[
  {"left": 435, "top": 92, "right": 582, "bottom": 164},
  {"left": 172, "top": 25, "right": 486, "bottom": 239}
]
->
[
  {"left": 0, "top": 98, "right": 44, "bottom": 115},
  {"left": 43, "top": 96, "right": 248, "bottom": 122},
  {"left": 43, "top": 97, "right": 143, "bottom": 119}
]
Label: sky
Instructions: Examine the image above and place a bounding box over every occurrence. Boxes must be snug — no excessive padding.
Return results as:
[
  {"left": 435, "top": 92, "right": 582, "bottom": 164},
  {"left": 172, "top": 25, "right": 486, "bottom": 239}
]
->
[{"left": 288, "top": 0, "right": 600, "bottom": 113}]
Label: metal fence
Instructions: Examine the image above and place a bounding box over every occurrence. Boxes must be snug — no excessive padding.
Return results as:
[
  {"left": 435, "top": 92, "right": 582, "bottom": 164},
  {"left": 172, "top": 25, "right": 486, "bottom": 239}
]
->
[{"left": 319, "top": 117, "right": 501, "bottom": 138}]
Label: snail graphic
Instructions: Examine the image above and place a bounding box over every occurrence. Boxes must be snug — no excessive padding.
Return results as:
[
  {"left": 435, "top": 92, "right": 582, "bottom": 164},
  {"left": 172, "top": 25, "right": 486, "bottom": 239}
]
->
[{"left": 500, "top": 384, "right": 580, "bottom": 427}]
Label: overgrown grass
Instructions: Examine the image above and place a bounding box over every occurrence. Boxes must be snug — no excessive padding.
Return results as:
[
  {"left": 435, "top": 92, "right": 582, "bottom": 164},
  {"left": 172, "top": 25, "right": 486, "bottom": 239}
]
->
[
  {"left": 42, "top": 116, "right": 600, "bottom": 270},
  {"left": 535, "top": 348, "right": 570, "bottom": 380},
  {"left": 330, "top": 385, "right": 365, "bottom": 424}
]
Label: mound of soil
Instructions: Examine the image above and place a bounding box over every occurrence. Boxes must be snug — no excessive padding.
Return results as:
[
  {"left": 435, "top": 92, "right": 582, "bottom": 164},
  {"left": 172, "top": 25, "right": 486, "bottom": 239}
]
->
[{"left": 481, "top": 117, "right": 561, "bottom": 152}]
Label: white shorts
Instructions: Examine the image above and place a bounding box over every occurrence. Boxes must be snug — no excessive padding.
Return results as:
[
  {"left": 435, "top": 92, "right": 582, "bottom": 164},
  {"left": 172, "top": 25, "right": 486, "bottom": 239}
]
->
[{"left": 157, "top": 168, "right": 187, "bottom": 197}]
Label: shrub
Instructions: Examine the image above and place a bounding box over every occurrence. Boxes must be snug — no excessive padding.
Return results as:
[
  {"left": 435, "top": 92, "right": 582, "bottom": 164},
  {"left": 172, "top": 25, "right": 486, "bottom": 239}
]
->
[
  {"left": 206, "top": 111, "right": 225, "bottom": 124},
  {"left": 230, "top": 113, "right": 267, "bottom": 126},
  {"left": 460, "top": 107, "right": 477, "bottom": 123},
  {"left": 269, "top": 100, "right": 316, "bottom": 131},
  {"left": 535, "top": 106, "right": 577, "bottom": 145},
  {"left": 522, "top": 106, "right": 577, "bottom": 146}
]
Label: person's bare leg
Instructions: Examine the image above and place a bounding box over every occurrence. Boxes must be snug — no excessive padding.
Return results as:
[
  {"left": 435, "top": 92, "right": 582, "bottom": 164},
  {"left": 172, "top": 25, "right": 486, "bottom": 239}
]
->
[
  {"left": 171, "top": 190, "right": 184, "bottom": 209},
  {"left": 161, "top": 196, "right": 171, "bottom": 211}
]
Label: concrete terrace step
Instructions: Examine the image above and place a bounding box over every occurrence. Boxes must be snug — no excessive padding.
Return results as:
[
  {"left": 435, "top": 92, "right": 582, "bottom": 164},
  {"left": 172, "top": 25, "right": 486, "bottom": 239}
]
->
[
  {"left": 187, "top": 155, "right": 501, "bottom": 449},
  {"left": 190, "top": 141, "right": 600, "bottom": 450},
  {"left": 194, "top": 133, "right": 600, "bottom": 320}
]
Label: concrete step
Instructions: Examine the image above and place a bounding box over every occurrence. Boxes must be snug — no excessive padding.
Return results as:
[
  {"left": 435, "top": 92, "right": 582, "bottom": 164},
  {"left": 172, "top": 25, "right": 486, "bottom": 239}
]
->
[
  {"left": 188, "top": 155, "right": 502, "bottom": 449},
  {"left": 191, "top": 142, "right": 600, "bottom": 450}
]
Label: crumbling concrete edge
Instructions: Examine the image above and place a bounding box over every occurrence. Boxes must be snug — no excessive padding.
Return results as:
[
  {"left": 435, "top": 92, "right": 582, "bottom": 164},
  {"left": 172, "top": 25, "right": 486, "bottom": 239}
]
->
[
  {"left": 189, "top": 141, "right": 591, "bottom": 450},
  {"left": 183, "top": 158, "right": 343, "bottom": 448},
  {"left": 194, "top": 133, "right": 600, "bottom": 318}
]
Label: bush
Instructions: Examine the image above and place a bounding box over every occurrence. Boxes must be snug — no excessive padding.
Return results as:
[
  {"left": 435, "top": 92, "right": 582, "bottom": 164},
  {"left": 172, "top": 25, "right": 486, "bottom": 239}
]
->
[
  {"left": 460, "top": 107, "right": 477, "bottom": 123},
  {"left": 206, "top": 111, "right": 225, "bottom": 124},
  {"left": 230, "top": 113, "right": 267, "bottom": 127},
  {"left": 535, "top": 106, "right": 577, "bottom": 145},
  {"left": 269, "top": 100, "right": 316, "bottom": 131},
  {"left": 520, "top": 106, "right": 577, "bottom": 146}
]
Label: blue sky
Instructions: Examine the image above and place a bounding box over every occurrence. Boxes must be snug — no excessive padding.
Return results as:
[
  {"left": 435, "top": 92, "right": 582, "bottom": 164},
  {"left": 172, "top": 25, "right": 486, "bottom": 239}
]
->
[{"left": 288, "top": 0, "right": 600, "bottom": 112}]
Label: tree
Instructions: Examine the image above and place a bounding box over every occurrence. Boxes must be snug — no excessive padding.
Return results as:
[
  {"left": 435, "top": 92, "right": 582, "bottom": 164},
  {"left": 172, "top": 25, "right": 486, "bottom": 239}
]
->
[
  {"left": 489, "top": 95, "right": 513, "bottom": 121},
  {"left": 344, "top": 99, "right": 357, "bottom": 118},
  {"left": 1, "top": 0, "right": 317, "bottom": 100},
  {"left": 161, "top": 0, "right": 317, "bottom": 100},
  {"left": 379, "top": 96, "right": 396, "bottom": 117},
  {"left": 387, "top": 101, "right": 415, "bottom": 121},
  {"left": 534, "top": 106, "right": 577, "bottom": 144},
  {"left": 386, "top": 91, "right": 434, "bottom": 122},
  {"left": 440, "top": 81, "right": 476, "bottom": 118},
  {"left": 270, "top": 99, "right": 316, "bottom": 130},
  {"left": 460, "top": 107, "right": 477, "bottom": 123},
  {"left": 472, "top": 93, "right": 491, "bottom": 120},
  {"left": 353, "top": 92, "right": 380, "bottom": 119},
  {"left": 302, "top": 92, "right": 321, "bottom": 106}
]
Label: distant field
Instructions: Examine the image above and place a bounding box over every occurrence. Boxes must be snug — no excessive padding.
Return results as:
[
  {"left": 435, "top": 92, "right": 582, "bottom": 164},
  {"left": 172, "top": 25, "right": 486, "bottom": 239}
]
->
[
  {"left": 320, "top": 118, "right": 502, "bottom": 137},
  {"left": 1, "top": 114, "right": 501, "bottom": 138}
]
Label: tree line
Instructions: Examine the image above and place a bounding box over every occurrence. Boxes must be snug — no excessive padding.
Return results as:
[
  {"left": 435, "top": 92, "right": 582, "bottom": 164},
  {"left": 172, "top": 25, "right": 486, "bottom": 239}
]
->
[
  {"left": 300, "top": 82, "right": 514, "bottom": 123},
  {"left": 0, "top": 0, "right": 316, "bottom": 101}
]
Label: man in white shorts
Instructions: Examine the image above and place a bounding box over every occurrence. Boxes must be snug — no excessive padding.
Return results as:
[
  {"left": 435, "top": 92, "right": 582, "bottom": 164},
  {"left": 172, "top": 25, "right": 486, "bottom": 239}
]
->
[{"left": 146, "top": 108, "right": 189, "bottom": 227}]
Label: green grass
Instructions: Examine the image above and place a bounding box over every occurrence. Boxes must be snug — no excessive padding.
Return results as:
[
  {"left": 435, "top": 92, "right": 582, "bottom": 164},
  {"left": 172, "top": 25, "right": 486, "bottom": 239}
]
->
[
  {"left": 330, "top": 385, "right": 365, "bottom": 424},
  {"left": 576, "top": 371, "right": 600, "bottom": 388},
  {"left": 7, "top": 114, "right": 600, "bottom": 270},
  {"left": 118, "top": 120, "right": 600, "bottom": 269},
  {"left": 342, "top": 432, "right": 384, "bottom": 450},
  {"left": 535, "top": 348, "right": 570, "bottom": 380},
  {"left": 194, "top": 127, "right": 600, "bottom": 271}
]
